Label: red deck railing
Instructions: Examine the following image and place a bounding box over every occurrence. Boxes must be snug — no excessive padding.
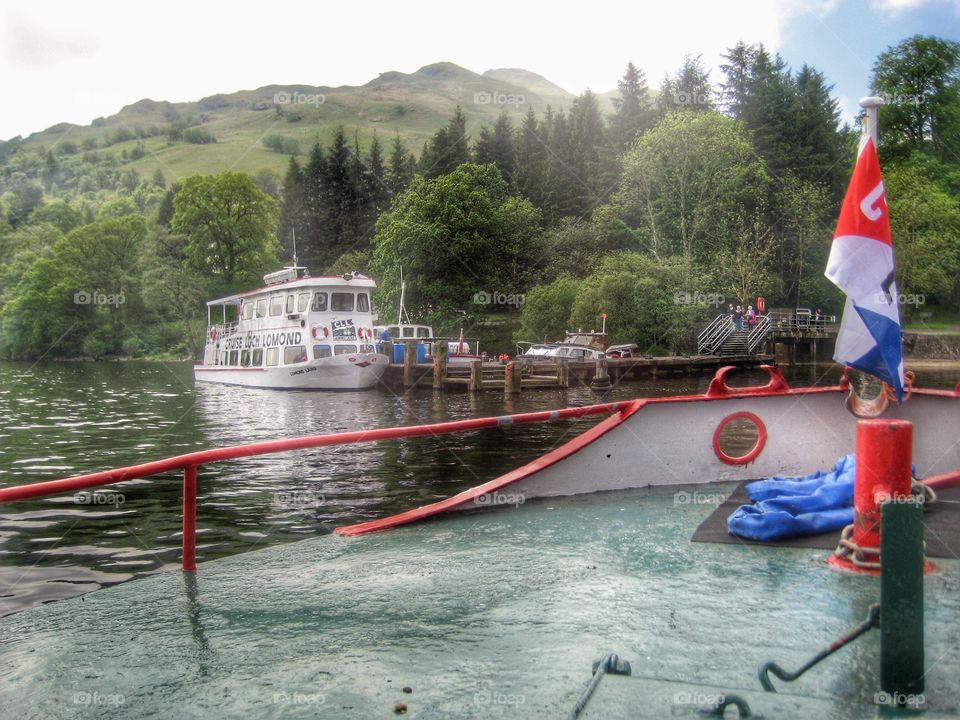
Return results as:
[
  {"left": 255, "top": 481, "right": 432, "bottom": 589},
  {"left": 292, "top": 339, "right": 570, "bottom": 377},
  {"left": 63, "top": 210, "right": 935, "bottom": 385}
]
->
[{"left": 0, "top": 402, "right": 629, "bottom": 571}]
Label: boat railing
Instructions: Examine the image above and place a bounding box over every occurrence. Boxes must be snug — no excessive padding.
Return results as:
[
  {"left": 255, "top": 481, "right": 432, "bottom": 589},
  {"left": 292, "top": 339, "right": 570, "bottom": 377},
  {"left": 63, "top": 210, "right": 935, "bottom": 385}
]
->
[
  {"left": 0, "top": 403, "right": 629, "bottom": 573},
  {"left": 213, "top": 321, "right": 239, "bottom": 337},
  {"left": 697, "top": 315, "right": 734, "bottom": 355}
]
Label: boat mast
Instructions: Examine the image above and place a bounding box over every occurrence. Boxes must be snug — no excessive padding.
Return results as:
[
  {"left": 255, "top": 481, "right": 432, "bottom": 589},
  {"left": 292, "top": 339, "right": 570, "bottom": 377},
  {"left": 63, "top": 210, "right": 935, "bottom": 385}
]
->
[
  {"left": 292, "top": 228, "right": 299, "bottom": 268},
  {"left": 859, "top": 95, "right": 883, "bottom": 147}
]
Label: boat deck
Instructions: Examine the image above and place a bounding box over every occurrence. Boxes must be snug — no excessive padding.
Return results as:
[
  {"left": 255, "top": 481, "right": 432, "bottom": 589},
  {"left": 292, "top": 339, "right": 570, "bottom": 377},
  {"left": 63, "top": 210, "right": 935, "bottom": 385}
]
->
[{"left": 2, "top": 483, "right": 957, "bottom": 719}]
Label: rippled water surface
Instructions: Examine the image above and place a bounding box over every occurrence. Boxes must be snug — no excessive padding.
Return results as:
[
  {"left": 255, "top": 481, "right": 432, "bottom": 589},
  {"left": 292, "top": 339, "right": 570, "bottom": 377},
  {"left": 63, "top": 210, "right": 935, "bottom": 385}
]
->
[{"left": 1, "top": 360, "right": 956, "bottom": 615}]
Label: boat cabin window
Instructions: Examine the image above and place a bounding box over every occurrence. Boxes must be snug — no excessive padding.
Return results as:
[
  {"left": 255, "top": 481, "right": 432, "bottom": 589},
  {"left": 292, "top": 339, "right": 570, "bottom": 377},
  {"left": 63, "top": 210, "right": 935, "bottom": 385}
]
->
[
  {"left": 357, "top": 293, "right": 370, "bottom": 312},
  {"left": 251, "top": 348, "right": 263, "bottom": 366},
  {"left": 401, "top": 326, "right": 416, "bottom": 338},
  {"left": 283, "top": 346, "right": 308, "bottom": 365},
  {"left": 387, "top": 326, "right": 400, "bottom": 339},
  {"left": 219, "top": 351, "right": 227, "bottom": 365},
  {"left": 331, "top": 293, "right": 354, "bottom": 312},
  {"left": 285, "top": 295, "right": 295, "bottom": 314},
  {"left": 297, "top": 293, "right": 310, "bottom": 313},
  {"left": 265, "top": 347, "right": 279, "bottom": 366},
  {"left": 242, "top": 302, "right": 254, "bottom": 320},
  {"left": 313, "top": 344, "right": 332, "bottom": 359},
  {"left": 334, "top": 344, "right": 357, "bottom": 355},
  {"left": 240, "top": 350, "right": 251, "bottom": 367},
  {"left": 417, "top": 327, "right": 431, "bottom": 338},
  {"left": 228, "top": 350, "right": 239, "bottom": 366},
  {"left": 269, "top": 295, "right": 283, "bottom": 317},
  {"left": 256, "top": 299, "right": 267, "bottom": 318},
  {"left": 311, "top": 292, "right": 328, "bottom": 312}
]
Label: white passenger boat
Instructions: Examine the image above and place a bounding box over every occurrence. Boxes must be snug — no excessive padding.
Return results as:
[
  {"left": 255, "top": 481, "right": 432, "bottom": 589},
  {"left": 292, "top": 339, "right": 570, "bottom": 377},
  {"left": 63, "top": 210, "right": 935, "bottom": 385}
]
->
[{"left": 194, "top": 268, "right": 388, "bottom": 390}]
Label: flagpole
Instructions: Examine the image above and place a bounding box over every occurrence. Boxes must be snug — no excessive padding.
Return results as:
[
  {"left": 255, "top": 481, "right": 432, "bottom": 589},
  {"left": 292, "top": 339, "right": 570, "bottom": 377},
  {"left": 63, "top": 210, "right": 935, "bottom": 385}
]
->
[{"left": 859, "top": 95, "right": 885, "bottom": 146}]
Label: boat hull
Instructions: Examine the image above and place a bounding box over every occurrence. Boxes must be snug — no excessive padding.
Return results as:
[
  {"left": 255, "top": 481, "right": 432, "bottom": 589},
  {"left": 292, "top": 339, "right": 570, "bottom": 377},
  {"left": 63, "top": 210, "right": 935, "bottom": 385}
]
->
[
  {"left": 336, "top": 379, "right": 960, "bottom": 535},
  {"left": 193, "top": 352, "right": 388, "bottom": 390}
]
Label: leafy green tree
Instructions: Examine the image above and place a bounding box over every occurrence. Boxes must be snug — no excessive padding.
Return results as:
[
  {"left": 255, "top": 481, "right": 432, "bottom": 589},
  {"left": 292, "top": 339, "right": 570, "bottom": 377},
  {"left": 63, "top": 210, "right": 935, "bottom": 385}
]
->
[
  {"left": 28, "top": 201, "right": 82, "bottom": 233},
  {"left": 872, "top": 35, "right": 960, "bottom": 162},
  {"left": 885, "top": 162, "right": 960, "bottom": 307},
  {"left": 606, "top": 112, "right": 770, "bottom": 261},
  {"left": 171, "top": 171, "right": 279, "bottom": 288},
  {"left": 568, "top": 252, "right": 709, "bottom": 353},
  {"left": 516, "top": 275, "right": 580, "bottom": 342},
  {"left": 371, "top": 163, "right": 543, "bottom": 326}
]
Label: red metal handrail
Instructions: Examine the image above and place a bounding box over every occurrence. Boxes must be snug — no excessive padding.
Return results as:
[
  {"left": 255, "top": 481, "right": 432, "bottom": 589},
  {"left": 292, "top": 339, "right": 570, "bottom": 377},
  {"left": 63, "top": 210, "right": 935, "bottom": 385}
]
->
[{"left": 0, "top": 401, "right": 630, "bottom": 572}]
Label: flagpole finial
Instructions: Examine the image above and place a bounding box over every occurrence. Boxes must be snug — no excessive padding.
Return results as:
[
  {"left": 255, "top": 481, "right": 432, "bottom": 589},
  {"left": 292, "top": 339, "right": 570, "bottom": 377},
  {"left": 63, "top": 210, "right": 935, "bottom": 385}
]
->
[{"left": 859, "top": 96, "right": 885, "bottom": 146}]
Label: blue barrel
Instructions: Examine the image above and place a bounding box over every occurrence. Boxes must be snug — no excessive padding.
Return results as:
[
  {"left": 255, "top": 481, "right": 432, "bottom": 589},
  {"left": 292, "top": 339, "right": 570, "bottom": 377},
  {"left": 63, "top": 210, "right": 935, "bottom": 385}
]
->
[
  {"left": 392, "top": 344, "right": 405, "bottom": 363},
  {"left": 417, "top": 343, "right": 428, "bottom": 363}
]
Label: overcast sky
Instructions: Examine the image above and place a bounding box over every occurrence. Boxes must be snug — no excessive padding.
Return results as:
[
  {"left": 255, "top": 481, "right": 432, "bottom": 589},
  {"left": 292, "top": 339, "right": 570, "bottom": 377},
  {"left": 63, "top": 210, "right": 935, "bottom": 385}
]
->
[{"left": 1, "top": 0, "right": 958, "bottom": 141}]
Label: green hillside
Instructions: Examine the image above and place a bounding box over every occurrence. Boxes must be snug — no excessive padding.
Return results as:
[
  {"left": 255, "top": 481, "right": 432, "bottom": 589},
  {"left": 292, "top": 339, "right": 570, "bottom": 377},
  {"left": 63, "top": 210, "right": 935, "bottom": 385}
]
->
[{"left": 7, "top": 62, "right": 595, "bottom": 182}]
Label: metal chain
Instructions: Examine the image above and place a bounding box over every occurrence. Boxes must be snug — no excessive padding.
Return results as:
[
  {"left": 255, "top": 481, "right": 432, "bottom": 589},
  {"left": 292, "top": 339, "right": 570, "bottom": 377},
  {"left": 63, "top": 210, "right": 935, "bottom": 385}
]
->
[{"left": 833, "top": 481, "right": 933, "bottom": 569}]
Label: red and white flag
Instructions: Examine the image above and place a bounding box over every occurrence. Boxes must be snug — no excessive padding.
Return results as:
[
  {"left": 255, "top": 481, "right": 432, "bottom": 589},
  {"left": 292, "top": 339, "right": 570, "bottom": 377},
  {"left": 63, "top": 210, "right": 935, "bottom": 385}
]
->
[{"left": 825, "top": 136, "right": 904, "bottom": 402}]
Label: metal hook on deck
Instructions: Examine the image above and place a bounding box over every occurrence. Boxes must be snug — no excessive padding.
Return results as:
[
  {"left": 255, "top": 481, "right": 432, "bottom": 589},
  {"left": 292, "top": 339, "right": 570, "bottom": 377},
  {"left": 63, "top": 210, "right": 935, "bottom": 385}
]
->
[{"left": 759, "top": 604, "right": 880, "bottom": 692}]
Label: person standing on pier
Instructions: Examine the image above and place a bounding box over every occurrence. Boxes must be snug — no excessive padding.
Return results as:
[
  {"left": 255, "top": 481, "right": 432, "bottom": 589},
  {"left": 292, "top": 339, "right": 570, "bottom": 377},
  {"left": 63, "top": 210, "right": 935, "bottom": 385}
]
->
[
  {"left": 734, "top": 304, "right": 744, "bottom": 331},
  {"left": 747, "top": 304, "right": 757, "bottom": 328},
  {"left": 727, "top": 303, "right": 735, "bottom": 327}
]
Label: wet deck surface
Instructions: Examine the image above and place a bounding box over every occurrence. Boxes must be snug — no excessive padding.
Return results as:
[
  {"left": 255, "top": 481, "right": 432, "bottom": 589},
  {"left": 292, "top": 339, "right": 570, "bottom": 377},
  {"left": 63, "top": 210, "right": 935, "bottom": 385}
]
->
[{"left": 1, "top": 483, "right": 958, "bottom": 718}]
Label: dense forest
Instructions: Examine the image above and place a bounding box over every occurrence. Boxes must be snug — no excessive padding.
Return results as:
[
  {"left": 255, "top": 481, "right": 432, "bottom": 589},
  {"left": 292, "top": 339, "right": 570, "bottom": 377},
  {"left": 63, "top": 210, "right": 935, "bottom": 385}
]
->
[{"left": 0, "top": 35, "right": 958, "bottom": 359}]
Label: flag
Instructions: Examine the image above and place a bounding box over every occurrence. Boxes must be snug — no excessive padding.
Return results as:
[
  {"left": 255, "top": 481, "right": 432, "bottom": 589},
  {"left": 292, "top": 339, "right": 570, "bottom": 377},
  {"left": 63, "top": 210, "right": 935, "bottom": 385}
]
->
[{"left": 825, "top": 136, "right": 904, "bottom": 402}]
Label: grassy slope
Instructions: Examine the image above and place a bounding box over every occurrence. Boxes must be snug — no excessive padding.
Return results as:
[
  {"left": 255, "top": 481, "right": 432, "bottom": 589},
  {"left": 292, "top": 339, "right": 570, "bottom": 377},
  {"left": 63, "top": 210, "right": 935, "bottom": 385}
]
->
[{"left": 13, "top": 62, "right": 600, "bottom": 182}]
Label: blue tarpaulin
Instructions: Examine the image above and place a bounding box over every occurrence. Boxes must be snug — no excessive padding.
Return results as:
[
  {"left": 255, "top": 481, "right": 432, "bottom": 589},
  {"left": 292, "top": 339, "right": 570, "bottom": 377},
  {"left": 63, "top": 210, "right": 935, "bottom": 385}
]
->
[{"left": 727, "top": 455, "right": 856, "bottom": 541}]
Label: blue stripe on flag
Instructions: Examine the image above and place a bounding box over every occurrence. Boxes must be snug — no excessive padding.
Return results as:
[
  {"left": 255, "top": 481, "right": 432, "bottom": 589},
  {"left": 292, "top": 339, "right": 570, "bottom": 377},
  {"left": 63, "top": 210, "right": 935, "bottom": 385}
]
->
[{"left": 850, "top": 305, "right": 904, "bottom": 402}]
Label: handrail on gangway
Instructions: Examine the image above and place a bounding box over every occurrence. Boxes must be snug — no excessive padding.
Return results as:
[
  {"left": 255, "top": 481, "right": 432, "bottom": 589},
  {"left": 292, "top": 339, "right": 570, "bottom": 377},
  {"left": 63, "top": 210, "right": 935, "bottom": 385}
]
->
[{"left": 0, "top": 402, "right": 630, "bottom": 572}]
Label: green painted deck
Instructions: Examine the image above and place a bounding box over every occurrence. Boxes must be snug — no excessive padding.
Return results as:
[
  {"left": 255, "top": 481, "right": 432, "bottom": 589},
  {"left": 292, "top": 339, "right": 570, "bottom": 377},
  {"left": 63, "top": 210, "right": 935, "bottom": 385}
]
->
[{"left": 2, "top": 483, "right": 958, "bottom": 718}]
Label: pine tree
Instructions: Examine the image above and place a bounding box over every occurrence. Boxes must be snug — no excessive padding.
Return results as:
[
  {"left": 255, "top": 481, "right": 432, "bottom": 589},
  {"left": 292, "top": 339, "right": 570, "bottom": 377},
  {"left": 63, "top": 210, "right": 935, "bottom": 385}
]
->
[
  {"left": 303, "top": 143, "right": 327, "bottom": 270},
  {"left": 387, "top": 134, "right": 415, "bottom": 195},
  {"left": 420, "top": 106, "right": 471, "bottom": 178},
  {"left": 279, "top": 156, "right": 309, "bottom": 264},
  {"left": 474, "top": 111, "right": 516, "bottom": 183},
  {"left": 719, "top": 41, "right": 756, "bottom": 118},
  {"left": 365, "top": 134, "right": 390, "bottom": 213},
  {"left": 514, "top": 106, "right": 550, "bottom": 211},
  {"left": 610, "top": 62, "right": 652, "bottom": 152}
]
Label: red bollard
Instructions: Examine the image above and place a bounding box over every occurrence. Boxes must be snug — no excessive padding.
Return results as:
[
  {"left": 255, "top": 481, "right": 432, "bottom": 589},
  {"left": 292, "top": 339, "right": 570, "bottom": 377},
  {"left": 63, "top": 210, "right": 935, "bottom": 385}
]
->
[{"left": 828, "top": 419, "right": 913, "bottom": 574}]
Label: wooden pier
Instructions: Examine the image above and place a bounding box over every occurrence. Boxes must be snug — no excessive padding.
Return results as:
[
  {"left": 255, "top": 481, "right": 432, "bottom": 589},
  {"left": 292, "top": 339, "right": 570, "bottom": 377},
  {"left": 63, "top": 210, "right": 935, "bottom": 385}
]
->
[{"left": 381, "top": 341, "right": 772, "bottom": 392}]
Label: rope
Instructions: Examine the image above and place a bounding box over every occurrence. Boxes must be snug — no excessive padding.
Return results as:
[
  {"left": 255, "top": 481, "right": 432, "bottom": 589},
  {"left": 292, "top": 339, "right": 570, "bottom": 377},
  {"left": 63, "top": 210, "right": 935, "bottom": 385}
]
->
[{"left": 567, "top": 653, "right": 631, "bottom": 719}]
